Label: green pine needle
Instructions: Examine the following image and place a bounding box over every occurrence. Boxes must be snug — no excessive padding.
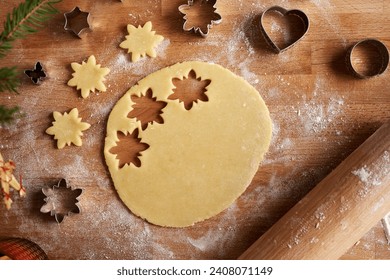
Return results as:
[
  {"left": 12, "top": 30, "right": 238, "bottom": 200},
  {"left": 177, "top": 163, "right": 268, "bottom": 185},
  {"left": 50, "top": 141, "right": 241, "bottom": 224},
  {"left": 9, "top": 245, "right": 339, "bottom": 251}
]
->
[
  {"left": 0, "top": 66, "right": 20, "bottom": 93},
  {"left": 0, "top": 105, "right": 20, "bottom": 125},
  {"left": 0, "top": 0, "right": 62, "bottom": 124},
  {"left": 0, "top": 0, "right": 62, "bottom": 59}
]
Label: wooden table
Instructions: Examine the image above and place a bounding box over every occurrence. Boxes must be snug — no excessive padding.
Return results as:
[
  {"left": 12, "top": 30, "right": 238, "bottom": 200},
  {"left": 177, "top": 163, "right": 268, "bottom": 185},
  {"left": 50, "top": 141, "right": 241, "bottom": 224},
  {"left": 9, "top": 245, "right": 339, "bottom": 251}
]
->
[{"left": 0, "top": 0, "right": 389, "bottom": 259}]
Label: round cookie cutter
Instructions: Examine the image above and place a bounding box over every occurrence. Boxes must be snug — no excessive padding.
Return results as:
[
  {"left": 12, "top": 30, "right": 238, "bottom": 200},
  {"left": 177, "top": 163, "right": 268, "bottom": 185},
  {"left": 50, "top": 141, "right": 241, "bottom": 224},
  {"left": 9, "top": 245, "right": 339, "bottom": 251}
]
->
[{"left": 346, "top": 39, "right": 389, "bottom": 79}]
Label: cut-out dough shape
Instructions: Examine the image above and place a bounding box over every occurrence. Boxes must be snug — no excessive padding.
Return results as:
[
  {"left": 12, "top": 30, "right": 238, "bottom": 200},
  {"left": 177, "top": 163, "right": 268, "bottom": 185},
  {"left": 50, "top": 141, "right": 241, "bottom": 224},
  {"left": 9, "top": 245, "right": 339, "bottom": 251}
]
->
[
  {"left": 128, "top": 89, "right": 167, "bottom": 130},
  {"left": 168, "top": 69, "right": 210, "bottom": 110},
  {"left": 104, "top": 61, "right": 272, "bottom": 227},
  {"left": 109, "top": 129, "right": 150, "bottom": 168},
  {"left": 46, "top": 108, "right": 91, "bottom": 149},
  {"left": 119, "top": 21, "right": 164, "bottom": 62},
  {"left": 67, "top": 55, "right": 110, "bottom": 99}
]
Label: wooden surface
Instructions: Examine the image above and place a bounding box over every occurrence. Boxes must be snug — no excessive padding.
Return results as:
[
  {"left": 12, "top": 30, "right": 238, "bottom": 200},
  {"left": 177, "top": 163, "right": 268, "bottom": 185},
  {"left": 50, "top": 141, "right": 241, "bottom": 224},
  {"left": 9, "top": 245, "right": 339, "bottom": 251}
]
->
[
  {"left": 240, "top": 121, "right": 390, "bottom": 259},
  {"left": 0, "top": 0, "right": 389, "bottom": 260}
]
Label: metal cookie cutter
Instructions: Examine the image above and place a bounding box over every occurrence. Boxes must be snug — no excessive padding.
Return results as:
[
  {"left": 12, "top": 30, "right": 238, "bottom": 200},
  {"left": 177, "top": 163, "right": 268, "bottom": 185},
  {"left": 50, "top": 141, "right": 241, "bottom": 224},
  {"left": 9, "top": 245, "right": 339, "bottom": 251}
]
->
[
  {"left": 346, "top": 39, "right": 389, "bottom": 79},
  {"left": 24, "top": 62, "right": 46, "bottom": 84},
  {"left": 260, "top": 6, "right": 309, "bottom": 53},
  {"left": 64, "top": 7, "right": 91, "bottom": 38},
  {"left": 178, "top": 0, "right": 222, "bottom": 37},
  {"left": 40, "top": 179, "right": 82, "bottom": 223}
]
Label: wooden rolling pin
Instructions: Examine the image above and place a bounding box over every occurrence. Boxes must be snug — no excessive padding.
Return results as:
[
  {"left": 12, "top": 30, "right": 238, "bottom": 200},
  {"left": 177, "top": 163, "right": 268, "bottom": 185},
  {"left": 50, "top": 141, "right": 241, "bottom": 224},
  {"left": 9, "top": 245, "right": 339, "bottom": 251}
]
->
[{"left": 239, "top": 120, "right": 390, "bottom": 259}]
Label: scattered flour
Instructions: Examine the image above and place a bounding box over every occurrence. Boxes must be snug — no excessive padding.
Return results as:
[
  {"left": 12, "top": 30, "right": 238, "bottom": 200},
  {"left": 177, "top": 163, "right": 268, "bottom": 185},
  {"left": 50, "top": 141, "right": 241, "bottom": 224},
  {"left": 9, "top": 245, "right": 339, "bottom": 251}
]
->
[
  {"left": 310, "top": 0, "right": 347, "bottom": 47},
  {"left": 352, "top": 166, "right": 375, "bottom": 186},
  {"left": 1, "top": 0, "right": 388, "bottom": 260},
  {"left": 351, "top": 151, "right": 390, "bottom": 241},
  {"left": 299, "top": 93, "right": 345, "bottom": 134},
  {"left": 351, "top": 151, "right": 390, "bottom": 197},
  {"left": 187, "top": 204, "right": 239, "bottom": 259}
]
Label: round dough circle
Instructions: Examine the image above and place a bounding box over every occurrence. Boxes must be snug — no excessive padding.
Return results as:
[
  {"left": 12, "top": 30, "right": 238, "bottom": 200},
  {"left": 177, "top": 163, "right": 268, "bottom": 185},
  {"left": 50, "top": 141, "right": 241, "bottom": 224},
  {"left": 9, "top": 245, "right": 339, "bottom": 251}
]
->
[{"left": 104, "top": 61, "right": 272, "bottom": 227}]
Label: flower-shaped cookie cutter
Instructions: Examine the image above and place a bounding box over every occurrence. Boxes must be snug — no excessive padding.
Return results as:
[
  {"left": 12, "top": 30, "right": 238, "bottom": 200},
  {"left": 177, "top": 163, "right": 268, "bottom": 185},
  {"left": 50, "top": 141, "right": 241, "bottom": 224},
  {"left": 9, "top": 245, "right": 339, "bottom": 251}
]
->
[
  {"left": 40, "top": 179, "right": 82, "bottom": 223},
  {"left": 178, "top": 0, "right": 222, "bottom": 37},
  {"left": 64, "top": 6, "right": 91, "bottom": 38}
]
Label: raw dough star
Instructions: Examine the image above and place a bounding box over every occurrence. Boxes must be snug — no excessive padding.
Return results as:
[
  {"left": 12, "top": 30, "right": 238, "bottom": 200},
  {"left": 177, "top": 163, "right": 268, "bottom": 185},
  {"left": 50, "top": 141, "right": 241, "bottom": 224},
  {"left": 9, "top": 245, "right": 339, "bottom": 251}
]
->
[
  {"left": 46, "top": 108, "right": 91, "bottom": 149},
  {"left": 67, "top": 55, "right": 110, "bottom": 99},
  {"left": 119, "top": 21, "right": 164, "bottom": 62}
]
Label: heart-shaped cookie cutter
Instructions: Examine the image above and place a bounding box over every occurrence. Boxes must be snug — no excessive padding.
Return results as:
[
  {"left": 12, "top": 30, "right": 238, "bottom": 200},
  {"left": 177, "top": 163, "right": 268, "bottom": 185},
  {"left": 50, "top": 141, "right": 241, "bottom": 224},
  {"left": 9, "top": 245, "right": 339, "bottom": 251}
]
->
[
  {"left": 260, "top": 6, "right": 309, "bottom": 53},
  {"left": 346, "top": 39, "right": 389, "bottom": 79}
]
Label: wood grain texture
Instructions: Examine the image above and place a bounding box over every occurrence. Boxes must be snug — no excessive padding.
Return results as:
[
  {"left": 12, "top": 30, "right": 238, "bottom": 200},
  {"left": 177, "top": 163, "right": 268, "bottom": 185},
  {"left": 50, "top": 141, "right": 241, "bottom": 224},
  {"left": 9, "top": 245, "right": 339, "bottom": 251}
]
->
[
  {"left": 0, "top": 0, "right": 389, "bottom": 259},
  {"left": 240, "top": 121, "right": 390, "bottom": 259}
]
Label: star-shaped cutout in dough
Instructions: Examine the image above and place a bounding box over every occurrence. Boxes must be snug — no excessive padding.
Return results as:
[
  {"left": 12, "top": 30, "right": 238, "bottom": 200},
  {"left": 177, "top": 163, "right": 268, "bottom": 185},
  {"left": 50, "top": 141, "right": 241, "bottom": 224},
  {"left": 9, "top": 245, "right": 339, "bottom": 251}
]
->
[
  {"left": 127, "top": 89, "right": 167, "bottom": 130},
  {"left": 67, "top": 55, "right": 110, "bottom": 99},
  {"left": 168, "top": 69, "right": 211, "bottom": 110},
  {"left": 64, "top": 6, "right": 91, "bottom": 38},
  {"left": 109, "top": 129, "right": 150, "bottom": 168},
  {"left": 119, "top": 21, "right": 164, "bottom": 62},
  {"left": 46, "top": 108, "right": 91, "bottom": 149}
]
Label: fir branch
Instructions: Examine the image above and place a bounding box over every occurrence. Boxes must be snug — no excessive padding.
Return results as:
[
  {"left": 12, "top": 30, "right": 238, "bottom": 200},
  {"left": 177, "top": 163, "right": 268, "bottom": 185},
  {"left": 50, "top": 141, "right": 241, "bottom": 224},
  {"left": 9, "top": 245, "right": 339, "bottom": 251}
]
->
[
  {"left": 0, "top": 0, "right": 62, "bottom": 59},
  {"left": 0, "top": 0, "right": 61, "bottom": 124},
  {"left": 0, "top": 105, "right": 19, "bottom": 125},
  {"left": 0, "top": 66, "right": 20, "bottom": 93}
]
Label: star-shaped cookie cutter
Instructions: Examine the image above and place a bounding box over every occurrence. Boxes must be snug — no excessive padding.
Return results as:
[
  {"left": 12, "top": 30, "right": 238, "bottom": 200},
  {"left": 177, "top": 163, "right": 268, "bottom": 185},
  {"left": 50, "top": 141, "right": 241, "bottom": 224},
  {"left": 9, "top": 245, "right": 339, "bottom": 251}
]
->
[
  {"left": 40, "top": 178, "right": 82, "bottom": 223},
  {"left": 24, "top": 62, "right": 46, "bottom": 84},
  {"left": 178, "top": 0, "right": 222, "bottom": 37},
  {"left": 64, "top": 7, "right": 91, "bottom": 38}
]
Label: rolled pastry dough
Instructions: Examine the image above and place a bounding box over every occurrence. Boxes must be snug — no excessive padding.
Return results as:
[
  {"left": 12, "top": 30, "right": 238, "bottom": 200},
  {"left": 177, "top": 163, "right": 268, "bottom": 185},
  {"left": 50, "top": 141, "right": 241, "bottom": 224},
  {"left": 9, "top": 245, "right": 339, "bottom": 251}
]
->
[{"left": 104, "top": 61, "right": 272, "bottom": 227}]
